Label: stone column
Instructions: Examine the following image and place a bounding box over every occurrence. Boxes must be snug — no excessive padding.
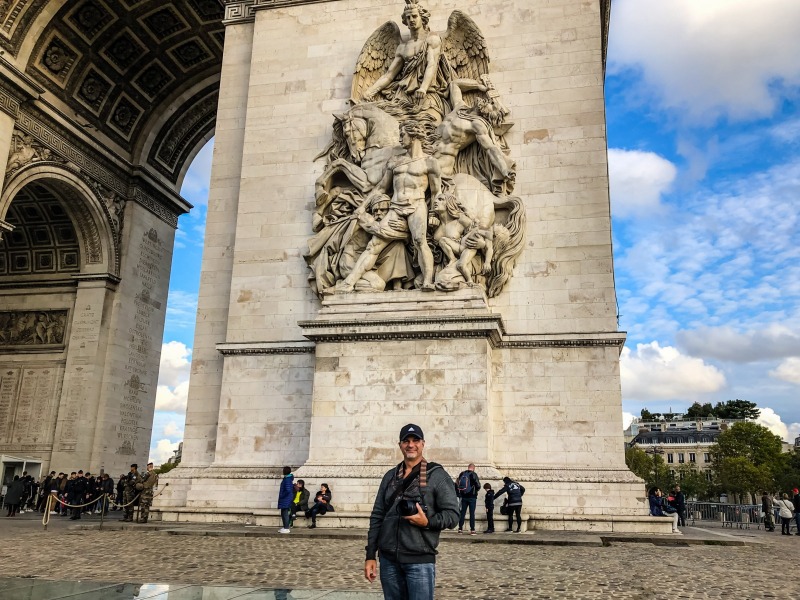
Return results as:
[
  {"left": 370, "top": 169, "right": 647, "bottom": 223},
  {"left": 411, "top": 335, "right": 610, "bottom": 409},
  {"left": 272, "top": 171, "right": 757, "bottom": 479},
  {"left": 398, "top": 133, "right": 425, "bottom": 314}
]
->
[
  {"left": 50, "top": 277, "right": 115, "bottom": 475},
  {"left": 88, "top": 199, "right": 176, "bottom": 476},
  {"left": 157, "top": 21, "right": 256, "bottom": 508},
  {"left": 0, "top": 110, "right": 14, "bottom": 194}
]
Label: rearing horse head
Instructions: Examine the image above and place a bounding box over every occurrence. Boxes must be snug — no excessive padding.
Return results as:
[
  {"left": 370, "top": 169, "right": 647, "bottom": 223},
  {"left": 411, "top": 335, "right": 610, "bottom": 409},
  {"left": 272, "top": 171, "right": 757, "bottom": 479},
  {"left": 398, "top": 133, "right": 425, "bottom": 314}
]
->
[{"left": 341, "top": 103, "right": 400, "bottom": 157}]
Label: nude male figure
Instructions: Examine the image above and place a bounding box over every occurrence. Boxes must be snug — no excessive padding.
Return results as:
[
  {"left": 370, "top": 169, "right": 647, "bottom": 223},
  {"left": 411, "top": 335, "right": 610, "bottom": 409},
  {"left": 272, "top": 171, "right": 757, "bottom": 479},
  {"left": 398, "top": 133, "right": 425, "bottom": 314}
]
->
[
  {"left": 434, "top": 78, "right": 515, "bottom": 194},
  {"left": 336, "top": 120, "right": 442, "bottom": 292}
]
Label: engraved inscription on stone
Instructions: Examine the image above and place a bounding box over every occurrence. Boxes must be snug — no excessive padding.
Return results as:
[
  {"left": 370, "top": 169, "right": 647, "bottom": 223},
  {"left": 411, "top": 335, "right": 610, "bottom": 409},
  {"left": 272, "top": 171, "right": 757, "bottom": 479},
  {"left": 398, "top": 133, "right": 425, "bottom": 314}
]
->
[
  {"left": 0, "top": 368, "right": 21, "bottom": 444},
  {"left": 0, "top": 310, "right": 68, "bottom": 348},
  {"left": 0, "top": 363, "right": 64, "bottom": 449},
  {"left": 118, "top": 227, "right": 164, "bottom": 455}
]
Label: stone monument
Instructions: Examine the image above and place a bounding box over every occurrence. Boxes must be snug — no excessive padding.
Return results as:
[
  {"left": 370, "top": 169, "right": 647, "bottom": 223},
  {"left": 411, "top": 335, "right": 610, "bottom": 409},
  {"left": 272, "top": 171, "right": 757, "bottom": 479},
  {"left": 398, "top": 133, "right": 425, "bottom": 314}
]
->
[
  {"left": 0, "top": 0, "right": 221, "bottom": 477},
  {"left": 158, "top": 0, "right": 668, "bottom": 533}
]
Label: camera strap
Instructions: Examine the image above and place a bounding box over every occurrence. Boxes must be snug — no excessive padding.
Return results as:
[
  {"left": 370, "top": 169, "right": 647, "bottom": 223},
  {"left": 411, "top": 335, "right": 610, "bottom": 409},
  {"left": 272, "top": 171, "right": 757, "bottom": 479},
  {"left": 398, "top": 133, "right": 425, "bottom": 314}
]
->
[{"left": 385, "top": 459, "right": 427, "bottom": 512}]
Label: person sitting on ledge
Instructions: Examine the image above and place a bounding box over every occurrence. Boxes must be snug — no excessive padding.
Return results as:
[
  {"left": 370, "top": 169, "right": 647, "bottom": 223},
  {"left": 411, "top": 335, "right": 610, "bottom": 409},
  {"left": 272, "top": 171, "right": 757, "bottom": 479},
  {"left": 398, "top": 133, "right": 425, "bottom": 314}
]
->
[
  {"left": 648, "top": 487, "right": 680, "bottom": 534},
  {"left": 306, "top": 483, "right": 333, "bottom": 529}
]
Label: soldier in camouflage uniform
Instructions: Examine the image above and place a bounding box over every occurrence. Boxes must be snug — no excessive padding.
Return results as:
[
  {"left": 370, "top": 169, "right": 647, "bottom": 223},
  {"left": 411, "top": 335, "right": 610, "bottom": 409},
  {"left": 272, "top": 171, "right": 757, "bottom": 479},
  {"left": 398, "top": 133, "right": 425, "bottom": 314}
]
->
[
  {"left": 137, "top": 462, "right": 158, "bottom": 523},
  {"left": 119, "top": 463, "right": 140, "bottom": 522}
]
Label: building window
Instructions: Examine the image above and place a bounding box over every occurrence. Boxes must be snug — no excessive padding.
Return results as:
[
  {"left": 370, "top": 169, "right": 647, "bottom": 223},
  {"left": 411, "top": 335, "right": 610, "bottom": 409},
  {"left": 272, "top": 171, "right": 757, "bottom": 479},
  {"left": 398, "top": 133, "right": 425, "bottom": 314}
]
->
[
  {"left": 678, "top": 453, "right": 685, "bottom": 463},
  {"left": 689, "top": 453, "right": 696, "bottom": 463},
  {"left": 666, "top": 437, "right": 673, "bottom": 443},
  {"left": 704, "top": 453, "right": 711, "bottom": 463},
  {"left": 667, "top": 453, "right": 674, "bottom": 463},
  {"left": 702, "top": 436, "right": 711, "bottom": 443},
  {"left": 688, "top": 436, "right": 695, "bottom": 443},
  {"left": 705, "top": 470, "right": 713, "bottom": 482},
  {"left": 677, "top": 437, "right": 684, "bottom": 443}
]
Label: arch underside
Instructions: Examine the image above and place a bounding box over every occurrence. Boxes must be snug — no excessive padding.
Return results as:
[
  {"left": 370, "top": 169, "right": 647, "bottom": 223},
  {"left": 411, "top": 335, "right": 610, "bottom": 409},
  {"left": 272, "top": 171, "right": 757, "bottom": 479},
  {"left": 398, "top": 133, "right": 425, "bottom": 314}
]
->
[{"left": 0, "top": 0, "right": 223, "bottom": 187}]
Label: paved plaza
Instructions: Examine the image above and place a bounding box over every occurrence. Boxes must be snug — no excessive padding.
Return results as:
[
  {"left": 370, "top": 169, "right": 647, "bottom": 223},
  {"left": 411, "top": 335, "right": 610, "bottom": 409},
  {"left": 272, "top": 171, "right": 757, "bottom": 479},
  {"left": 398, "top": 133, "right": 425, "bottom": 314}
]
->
[{"left": 2, "top": 512, "right": 799, "bottom": 599}]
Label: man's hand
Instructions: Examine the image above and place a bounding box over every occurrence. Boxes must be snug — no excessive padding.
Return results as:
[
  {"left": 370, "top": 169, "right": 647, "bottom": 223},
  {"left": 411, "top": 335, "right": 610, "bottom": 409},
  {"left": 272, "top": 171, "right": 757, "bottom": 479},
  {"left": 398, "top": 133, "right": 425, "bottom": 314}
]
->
[
  {"left": 387, "top": 218, "right": 406, "bottom": 232},
  {"left": 403, "top": 503, "right": 429, "bottom": 528},
  {"left": 364, "top": 559, "right": 378, "bottom": 582},
  {"left": 414, "top": 88, "right": 426, "bottom": 102}
]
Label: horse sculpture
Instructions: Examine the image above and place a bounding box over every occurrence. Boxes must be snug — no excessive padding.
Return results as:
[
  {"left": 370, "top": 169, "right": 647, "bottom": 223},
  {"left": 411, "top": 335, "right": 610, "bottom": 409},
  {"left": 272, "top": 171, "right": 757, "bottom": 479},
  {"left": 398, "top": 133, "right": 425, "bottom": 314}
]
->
[{"left": 306, "top": 102, "right": 524, "bottom": 298}]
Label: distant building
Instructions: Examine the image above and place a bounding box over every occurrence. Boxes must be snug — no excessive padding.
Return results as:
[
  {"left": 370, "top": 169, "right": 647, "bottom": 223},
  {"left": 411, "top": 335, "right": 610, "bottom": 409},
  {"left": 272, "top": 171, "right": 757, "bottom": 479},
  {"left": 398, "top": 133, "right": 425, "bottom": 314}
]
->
[{"left": 626, "top": 418, "right": 748, "bottom": 481}]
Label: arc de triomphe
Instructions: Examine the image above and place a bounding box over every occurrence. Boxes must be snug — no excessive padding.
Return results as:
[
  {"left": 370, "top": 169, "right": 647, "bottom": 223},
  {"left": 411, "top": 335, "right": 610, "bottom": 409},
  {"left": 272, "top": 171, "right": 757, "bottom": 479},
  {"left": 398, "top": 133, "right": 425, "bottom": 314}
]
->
[{"left": 0, "top": 0, "right": 666, "bottom": 532}]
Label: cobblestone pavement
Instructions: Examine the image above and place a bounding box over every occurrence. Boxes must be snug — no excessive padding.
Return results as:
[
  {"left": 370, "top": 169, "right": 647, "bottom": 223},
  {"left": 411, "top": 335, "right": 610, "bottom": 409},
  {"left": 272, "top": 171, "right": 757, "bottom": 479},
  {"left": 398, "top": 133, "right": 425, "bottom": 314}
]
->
[{"left": 2, "top": 513, "right": 799, "bottom": 599}]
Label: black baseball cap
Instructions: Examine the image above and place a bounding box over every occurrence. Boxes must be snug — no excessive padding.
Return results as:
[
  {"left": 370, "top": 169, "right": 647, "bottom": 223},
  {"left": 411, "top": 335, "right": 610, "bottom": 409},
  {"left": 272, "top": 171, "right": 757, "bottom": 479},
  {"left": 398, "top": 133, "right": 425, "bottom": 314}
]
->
[{"left": 399, "top": 424, "right": 424, "bottom": 441}]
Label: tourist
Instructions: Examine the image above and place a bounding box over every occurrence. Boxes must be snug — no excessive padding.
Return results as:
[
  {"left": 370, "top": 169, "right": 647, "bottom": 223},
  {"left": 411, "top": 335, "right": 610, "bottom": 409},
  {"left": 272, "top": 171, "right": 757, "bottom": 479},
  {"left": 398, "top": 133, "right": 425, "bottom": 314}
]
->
[
  {"left": 116, "top": 473, "right": 126, "bottom": 510},
  {"left": 649, "top": 488, "right": 680, "bottom": 534},
  {"left": 69, "top": 471, "right": 89, "bottom": 520},
  {"left": 455, "top": 463, "right": 480, "bottom": 535},
  {"left": 762, "top": 491, "right": 775, "bottom": 532},
  {"left": 4, "top": 475, "right": 25, "bottom": 517},
  {"left": 494, "top": 476, "right": 525, "bottom": 533},
  {"left": 793, "top": 488, "right": 800, "bottom": 535},
  {"left": 99, "top": 473, "right": 114, "bottom": 515},
  {"left": 291, "top": 479, "right": 309, "bottom": 524},
  {"left": 775, "top": 493, "right": 794, "bottom": 535},
  {"left": 277, "top": 466, "right": 294, "bottom": 534},
  {"left": 307, "top": 483, "right": 333, "bottom": 529},
  {"left": 483, "top": 482, "right": 495, "bottom": 534},
  {"left": 670, "top": 484, "right": 687, "bottom": 527},
  {"left": 364, "top": 423, "right": 459, "bottom": 600}
]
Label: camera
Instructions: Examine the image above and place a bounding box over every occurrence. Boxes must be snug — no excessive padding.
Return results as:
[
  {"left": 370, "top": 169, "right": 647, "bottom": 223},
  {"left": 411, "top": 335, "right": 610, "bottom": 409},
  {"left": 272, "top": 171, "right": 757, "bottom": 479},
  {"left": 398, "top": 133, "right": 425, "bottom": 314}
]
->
[{"left": 397, "top": 497, "right": 427, "bottom": 517}]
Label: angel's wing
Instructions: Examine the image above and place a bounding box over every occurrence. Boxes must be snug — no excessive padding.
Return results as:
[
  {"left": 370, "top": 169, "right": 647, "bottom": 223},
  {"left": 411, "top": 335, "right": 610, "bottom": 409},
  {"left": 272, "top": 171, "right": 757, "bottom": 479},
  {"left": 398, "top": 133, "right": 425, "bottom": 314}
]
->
[
  {"left": 351, "top": 21, "right": 402, "bottom": 103},
  {"left": 441, "top": 11, "right": 489, "bottom": 82}
]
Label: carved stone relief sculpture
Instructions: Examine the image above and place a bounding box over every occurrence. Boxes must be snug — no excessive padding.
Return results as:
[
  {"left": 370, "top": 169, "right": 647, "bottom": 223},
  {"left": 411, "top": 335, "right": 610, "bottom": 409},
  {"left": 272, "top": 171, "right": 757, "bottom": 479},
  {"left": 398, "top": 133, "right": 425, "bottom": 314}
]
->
[
  {"left": 0, "top": 310, "right": 68, "bottom": 348},
  {"left": 305, "top": 0, "right": 525, "bottom": 298},
  {"left": 5, "top": 131, "right": 66, "bottom": 178}
]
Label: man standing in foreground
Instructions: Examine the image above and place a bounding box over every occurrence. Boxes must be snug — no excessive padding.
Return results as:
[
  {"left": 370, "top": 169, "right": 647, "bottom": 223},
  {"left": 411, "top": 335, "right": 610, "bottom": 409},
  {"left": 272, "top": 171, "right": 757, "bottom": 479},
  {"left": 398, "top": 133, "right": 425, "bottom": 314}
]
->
[
  {"left": 365, "top": 424, "right": 459, "bottom": 599},
  {"left": 137, "top": 462, "right": 158, "bottom": 523}
]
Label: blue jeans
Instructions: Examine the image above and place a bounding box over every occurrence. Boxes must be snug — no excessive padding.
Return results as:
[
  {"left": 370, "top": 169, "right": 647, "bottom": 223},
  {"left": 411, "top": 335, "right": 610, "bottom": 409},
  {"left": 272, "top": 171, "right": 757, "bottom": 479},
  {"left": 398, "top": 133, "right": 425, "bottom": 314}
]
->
[
  {"left": 459, "top": 497, "right": 476, "bottom": 531},
  {"left": 795, "top": 511, "right": 800, "bottom": 534},
  {"left": 280, "top": 508, "right": 291, "bottom": 529},
  {"left": 379, "top": 556, "right": 435, "bottom": 600}
]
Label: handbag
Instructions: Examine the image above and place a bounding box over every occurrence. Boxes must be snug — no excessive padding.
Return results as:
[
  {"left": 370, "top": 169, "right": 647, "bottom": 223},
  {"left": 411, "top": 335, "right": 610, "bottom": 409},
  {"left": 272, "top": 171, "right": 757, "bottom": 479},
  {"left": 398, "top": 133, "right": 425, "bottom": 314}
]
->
[{"left": 499, "top": 499, "right": 509, "bottom": 516}]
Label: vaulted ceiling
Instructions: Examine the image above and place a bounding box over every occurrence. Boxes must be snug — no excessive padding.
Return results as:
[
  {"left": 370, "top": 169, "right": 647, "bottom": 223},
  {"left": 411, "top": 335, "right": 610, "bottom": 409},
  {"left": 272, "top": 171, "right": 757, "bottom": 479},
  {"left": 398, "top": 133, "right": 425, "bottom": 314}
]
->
[{"left": 0, "top": 0, "right": 224, "bottom": 187}]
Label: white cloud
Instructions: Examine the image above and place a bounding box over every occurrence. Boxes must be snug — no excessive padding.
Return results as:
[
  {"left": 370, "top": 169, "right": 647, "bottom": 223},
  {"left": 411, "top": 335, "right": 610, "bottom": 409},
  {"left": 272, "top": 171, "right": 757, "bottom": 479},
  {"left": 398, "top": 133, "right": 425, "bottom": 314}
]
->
[
  {"left": 179, "top": 139, "right": 214, "bottom": 202},
  {"left": 609, "top": 0, "right": 800, "bottom": 120},
  {"left": 155, "top": 380, "right": 189, "bottom": 414},
  {"left": 679, "top": 325, "right": 800, "bottom": 364},
  {"left": 770, "top": 357, "right": 800, "bottom": 385},
  {"left": 149, "top": 439, "right": 180, "bottom": 465},
  {"left": 608, "top": 149, "right": 677, "bottom": 218},
  {"left": 622, "top": 411, "right": 635, "bottom": 430},
  {"left": 158, "top": 341, "right": 192, "bottom": 388},
  {"left": 155, "top": 341, "right": 191, "bottom": 414},
  {"left": 162, "top": 421, "right": 184, "bottom": 439},
  {"left": 756, "top": 407, "right": 800, "bottom": 443},
  {"left": 621, "top": 342, "right": 726, "bottom": 401}
]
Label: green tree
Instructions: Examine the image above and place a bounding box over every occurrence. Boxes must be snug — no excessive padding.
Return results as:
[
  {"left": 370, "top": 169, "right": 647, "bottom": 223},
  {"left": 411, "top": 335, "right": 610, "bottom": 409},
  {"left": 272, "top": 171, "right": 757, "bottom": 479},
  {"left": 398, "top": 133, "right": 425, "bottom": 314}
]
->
[
  {"left": 685, "top": 402, "right": 715, "bottom": 420},
  {"left": 640, "top": 408, "right": 654, "bottom": 421},
  {"left": 674, "top": 464, "right": 710, "bottom": 500},
  {"left": 155, "top": 461, "right": 179, "bottom": 475},
  {"left": 625, "top": 447, "right": 672, "bottom": 490},
  {"left": 710, "top": 422, "right": 784, "bottom": 494},
  {"left": 713, "top": 399, "right": 760, "bottom": 420}
]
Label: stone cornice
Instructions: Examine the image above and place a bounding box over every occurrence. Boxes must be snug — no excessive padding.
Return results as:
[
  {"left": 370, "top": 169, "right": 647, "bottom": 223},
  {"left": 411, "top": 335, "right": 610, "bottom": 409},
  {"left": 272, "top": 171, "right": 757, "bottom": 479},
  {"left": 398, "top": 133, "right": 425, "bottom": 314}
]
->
[
  {"left": 217, "top": 341, "right": 315, "bottom": 355},
  {"left": 601, "top": 0, "right": 612, "bottom": 75},
  {"left": 223, "top": 0, "right": 338, "bottom": 24}
]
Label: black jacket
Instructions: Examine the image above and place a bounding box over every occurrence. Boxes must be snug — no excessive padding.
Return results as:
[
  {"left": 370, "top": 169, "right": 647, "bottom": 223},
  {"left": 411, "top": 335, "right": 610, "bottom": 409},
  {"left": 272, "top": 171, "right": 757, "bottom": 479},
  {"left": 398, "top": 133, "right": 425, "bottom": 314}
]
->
[
  {"left": 484, "top": 489, "right": 495, "bottom": 510},
  {"left": 366, "top": 461, "right": 459, "bottom": 564},
  {"left": 495, "top": 480, "right": 525, "bottom": 506}
]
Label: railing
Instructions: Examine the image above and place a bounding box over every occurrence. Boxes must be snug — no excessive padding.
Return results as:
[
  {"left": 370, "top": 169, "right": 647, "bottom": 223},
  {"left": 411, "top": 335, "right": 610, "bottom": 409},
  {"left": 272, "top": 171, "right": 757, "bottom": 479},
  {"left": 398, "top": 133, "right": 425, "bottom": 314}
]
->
[
  {"left": 686, "top": 501, "right": 798, "bottom": 532},
  {"left": 686, "top": 502, "right": 763, "bottom": 529}
]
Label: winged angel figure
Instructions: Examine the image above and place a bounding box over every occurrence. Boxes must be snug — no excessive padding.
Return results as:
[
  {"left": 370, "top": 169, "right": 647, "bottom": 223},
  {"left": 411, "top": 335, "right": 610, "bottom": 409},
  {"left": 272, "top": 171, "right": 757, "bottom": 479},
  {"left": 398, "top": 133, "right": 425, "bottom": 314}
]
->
[{"left": 305, "top": 0, "right": 525, "bottom": 298}]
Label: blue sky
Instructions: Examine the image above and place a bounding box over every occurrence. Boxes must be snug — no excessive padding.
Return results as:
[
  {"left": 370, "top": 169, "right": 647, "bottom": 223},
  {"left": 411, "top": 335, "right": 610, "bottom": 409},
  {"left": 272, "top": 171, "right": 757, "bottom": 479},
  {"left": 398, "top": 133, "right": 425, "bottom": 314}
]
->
[{"left": 149, "top": 0, "right": 800, "bottom": 463}]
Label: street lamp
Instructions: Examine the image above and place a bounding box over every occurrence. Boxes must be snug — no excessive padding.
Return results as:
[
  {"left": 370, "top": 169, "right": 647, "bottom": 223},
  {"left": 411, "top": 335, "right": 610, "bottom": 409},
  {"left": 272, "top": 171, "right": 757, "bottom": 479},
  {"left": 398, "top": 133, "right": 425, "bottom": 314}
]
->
[{"left": 645, "top": 446, "right": 665, "bottom": 487}]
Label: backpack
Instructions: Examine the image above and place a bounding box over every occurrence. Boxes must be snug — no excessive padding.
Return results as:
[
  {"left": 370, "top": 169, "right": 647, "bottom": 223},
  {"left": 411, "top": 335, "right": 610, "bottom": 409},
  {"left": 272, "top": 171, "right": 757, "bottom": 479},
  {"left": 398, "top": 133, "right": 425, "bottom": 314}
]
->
[{"left": 457, "top": 471, "right": 473, "bottom": 496}]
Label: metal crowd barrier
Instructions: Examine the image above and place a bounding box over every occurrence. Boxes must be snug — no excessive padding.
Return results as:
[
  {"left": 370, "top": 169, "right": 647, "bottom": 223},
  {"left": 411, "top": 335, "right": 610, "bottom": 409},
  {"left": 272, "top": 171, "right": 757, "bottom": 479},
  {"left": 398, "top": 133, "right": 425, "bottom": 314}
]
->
[{"left": 685, "top": 502, "right": 764, "bottom": 529}]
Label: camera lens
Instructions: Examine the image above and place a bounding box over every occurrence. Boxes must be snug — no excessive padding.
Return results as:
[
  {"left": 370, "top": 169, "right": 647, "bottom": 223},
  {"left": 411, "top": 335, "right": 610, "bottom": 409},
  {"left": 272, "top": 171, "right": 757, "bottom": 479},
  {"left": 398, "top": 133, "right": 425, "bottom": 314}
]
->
[{"left": 397, "top": 499, "right": 417, "bottom": 516}]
